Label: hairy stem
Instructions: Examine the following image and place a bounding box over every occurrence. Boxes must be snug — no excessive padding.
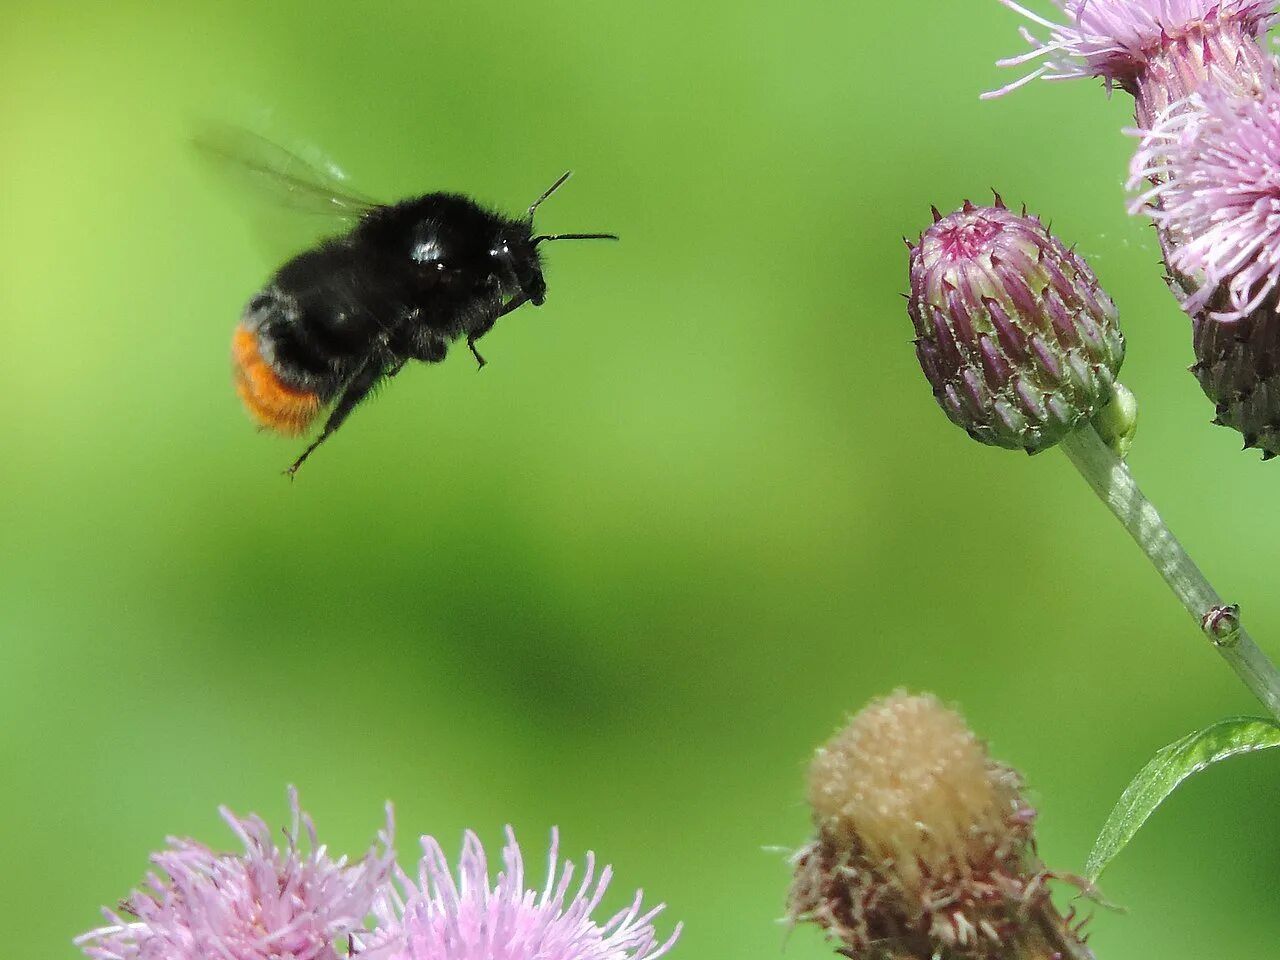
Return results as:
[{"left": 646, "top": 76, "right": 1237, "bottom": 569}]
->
[
  {"left": 1026, "top": 900, "right": 1097, "bottom": 960},
  {"left": 1060, "top": 423, "right": 1280, "bottom": 721}
]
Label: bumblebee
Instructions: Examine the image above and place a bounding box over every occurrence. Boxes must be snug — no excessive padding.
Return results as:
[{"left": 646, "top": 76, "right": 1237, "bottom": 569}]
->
[{"left": 201, "top": 128, "right": 616, "bottom": 476}]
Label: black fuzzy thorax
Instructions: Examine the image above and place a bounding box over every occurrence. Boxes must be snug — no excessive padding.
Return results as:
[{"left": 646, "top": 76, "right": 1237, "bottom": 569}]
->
[{"left": 243, "top": 192, "right": 543, "bottom": 400}]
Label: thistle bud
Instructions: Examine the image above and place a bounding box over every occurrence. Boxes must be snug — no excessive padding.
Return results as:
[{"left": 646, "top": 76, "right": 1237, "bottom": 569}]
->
[
  {"left": 788, "top": 692, "right": 1091, "bottom": 960},
  {"left": 907, "top": 200, "right": 1125, "bottom": 453}
]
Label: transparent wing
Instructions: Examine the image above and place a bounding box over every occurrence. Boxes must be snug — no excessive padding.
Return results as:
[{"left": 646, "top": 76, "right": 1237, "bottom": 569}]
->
[{"left": 195, "top": 124, "right": 387, "bottom": 263}]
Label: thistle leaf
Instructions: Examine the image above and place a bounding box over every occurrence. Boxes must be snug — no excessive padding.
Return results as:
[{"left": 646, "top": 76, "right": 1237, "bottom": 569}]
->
[{"left": 1086, "top": 717, "right": 1280, "bottom": 881}]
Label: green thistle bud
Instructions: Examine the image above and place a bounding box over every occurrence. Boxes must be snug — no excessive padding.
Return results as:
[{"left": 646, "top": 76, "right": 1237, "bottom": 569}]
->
[
  {"left": 907, "top": 199, "right": 1125, "bottom": 453},
  {"left": 1090, "top": 382, "right": 1139, "bottom": 461}
]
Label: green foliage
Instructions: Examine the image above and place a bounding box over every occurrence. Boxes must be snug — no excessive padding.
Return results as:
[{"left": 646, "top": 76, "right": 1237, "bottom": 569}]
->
[
  {"left": 5, "top": 3, "right": 1280, "bottom": 960},
  {"left": 1086, "top": 718, "right": 1280, "bottom": 882}
]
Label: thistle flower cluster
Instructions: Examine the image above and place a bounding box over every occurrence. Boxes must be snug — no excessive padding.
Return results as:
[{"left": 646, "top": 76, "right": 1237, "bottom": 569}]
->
[
  {"left": 76, "top": 792, "right": 681, "bottom": 960},
  {"left": 788, "top": 693, "right": 1087, "bottom": 960},
  {"left": 992, "top": 0, "right": 1280, "bottom": 457}
]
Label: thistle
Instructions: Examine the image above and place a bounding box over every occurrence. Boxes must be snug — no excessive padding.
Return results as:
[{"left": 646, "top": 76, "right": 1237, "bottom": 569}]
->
[
  {"left": 788, "top": 692, "right": 1091, "bottom": 960},
  {"left": 907, "top": 199, "right": 1125, "bottom": 454},
  {"left": 989, "top": 2, "right": 1280, "bottom": 458},
  {"left": 1131, "top": 81, "right": 1280, "bottom": 456},
  {"left": 904, "top": 196, "right": 1280, "bottom": 718},
  {"left": 988, "top": 0, "right": 1274, "bottom": 125},
  {"left": 77, "top": 796, "right": 682, "bottom": 960},
  {"left": 75, "top": 789, "right": 395, "bottom": 960},
  {"left": 364, "top": 829, "right": 681, "bottom": 960}
]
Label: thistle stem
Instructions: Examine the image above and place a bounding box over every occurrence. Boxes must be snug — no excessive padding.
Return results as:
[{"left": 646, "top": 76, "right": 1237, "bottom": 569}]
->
[
  {"left": 1027, "top": 901, "right": 1097, "bottom": 960},
  {"left": 1059, "top": 423, "right": 1280, "bottom": 721}
]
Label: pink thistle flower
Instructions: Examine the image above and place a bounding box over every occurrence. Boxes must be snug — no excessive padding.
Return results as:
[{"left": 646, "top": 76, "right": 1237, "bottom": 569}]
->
[
  {"left": 1131, "top": 80, "right": 1280, "bottom": 457},
  {"left": 76, "top": 789, "right": 395, "bottom": 960},
  {"left": 988, "top": 0, "right": 1275, "bottom": 124},
  {"left": 1131, "top": 81, "right": 1280, "bottom": 320},
  {"left": 364, "top": 828, "right": 681, "bottom": 960}
]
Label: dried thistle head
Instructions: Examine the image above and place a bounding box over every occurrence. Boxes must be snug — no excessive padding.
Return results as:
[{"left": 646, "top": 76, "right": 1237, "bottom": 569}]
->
[{"left": 788, "top": 693, "right": 1088, "bottom": 960}]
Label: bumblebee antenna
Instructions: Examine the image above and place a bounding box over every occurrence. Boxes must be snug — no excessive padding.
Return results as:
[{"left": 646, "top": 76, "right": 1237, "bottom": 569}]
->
[
  {"left": 528, "top": 171, "right": 573, "bottom": 219},
  {"left": 532, "top": 232, "right": 619, "bottom": 245}
]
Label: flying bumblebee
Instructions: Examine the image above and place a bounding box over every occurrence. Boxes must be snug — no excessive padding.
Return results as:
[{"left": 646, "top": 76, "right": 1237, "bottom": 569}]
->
[{"left": 198, "top": 127, "right": 616, "bottom": 476}]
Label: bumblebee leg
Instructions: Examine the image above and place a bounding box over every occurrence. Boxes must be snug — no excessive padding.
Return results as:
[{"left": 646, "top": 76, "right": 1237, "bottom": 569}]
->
[
  {"left": 496, "top": 292, "right": 532, "bottom": 319},
  {"left": 467, "top": 337, "right": 488, "bottom": 370},
  {"left": 466, "top": 293, "right": 533, "bottom": 370},
  {"left": 284, "top": 360, "right": 382, "bottom": 478},
  {"left": 466, "top": 315, "right": 494, "bottom": 369}
]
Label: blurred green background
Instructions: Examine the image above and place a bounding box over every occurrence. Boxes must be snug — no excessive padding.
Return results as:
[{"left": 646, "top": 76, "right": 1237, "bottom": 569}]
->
[{"left": 4, "top": 1, "right": 1279, "bottom": 957}]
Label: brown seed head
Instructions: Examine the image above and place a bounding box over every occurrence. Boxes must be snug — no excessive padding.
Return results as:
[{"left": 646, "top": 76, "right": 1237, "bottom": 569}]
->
[
  {"left": 808, "top": 692, "right": 1021, "bottom": 896},
  {"left": 789, "top": 693, "right": 1088, "bottom": 960}
]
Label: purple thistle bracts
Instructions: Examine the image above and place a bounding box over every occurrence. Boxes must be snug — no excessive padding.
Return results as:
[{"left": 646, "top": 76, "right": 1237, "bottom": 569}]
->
[
  {"left": 75, "top": 789, "right": 395, "bottom": 960},
  {"left": 907, "top": 199, "right": 1125, "bottom": 453},
  {"left": 364, "top": 828, "right": 681, "bottom": 960},
  {"left": 988, "top": 0, "right": 1274, "bottom": 124}
]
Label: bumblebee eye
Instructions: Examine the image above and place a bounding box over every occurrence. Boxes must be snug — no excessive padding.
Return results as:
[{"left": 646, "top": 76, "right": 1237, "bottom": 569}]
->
[{"left": 489, "top": 242, "right": 511, "bottom": 260}]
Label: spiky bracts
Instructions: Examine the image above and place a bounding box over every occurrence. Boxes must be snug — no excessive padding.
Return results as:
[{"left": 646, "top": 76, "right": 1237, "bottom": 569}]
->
[
  {"left": 907, "top": 199, "right": 1125, "bottom": 454},
  {"left": 1192, "top": 308, "right": 1280, "bottom": 458}
]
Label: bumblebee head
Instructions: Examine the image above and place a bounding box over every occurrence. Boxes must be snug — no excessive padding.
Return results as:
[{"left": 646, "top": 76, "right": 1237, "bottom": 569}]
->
[
  {"left": 517, "top": 171, "right": 618, "bottom": 306},
  {"left": 490, "top": 229, "right": 547, "bottom": 306},
  {"left": 394, "top": 176, "right": 614, "bottom": 308}
]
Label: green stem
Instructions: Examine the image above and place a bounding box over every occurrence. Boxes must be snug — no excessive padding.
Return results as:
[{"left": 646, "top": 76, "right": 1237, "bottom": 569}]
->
[{"left": 1059, "top": 424, "right": 1280, "bottom": 721}]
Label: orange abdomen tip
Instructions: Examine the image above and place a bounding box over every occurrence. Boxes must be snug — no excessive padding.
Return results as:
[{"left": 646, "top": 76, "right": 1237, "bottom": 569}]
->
[{"left": 231, "top": 323, "right": 322, "bottom": 436}]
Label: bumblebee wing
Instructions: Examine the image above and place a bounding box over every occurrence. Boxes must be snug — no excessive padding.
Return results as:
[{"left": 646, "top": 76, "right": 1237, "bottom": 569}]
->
[{"left": 194, "top": 123, "right": 380, "bottom": 219}]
